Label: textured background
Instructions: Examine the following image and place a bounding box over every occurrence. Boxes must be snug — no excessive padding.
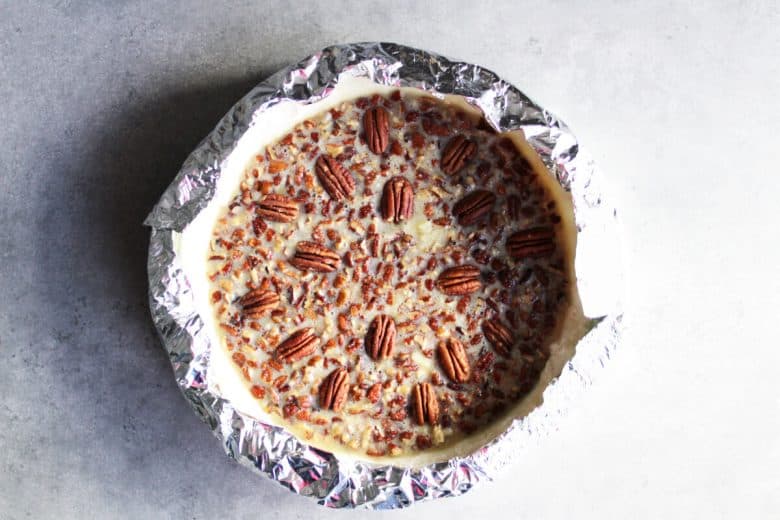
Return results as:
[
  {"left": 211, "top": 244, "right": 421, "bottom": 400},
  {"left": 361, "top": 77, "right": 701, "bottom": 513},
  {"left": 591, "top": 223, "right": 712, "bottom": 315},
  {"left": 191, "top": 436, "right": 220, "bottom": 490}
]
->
[{"left": 1, "top": 1, "right": 778, "bottom": 518}]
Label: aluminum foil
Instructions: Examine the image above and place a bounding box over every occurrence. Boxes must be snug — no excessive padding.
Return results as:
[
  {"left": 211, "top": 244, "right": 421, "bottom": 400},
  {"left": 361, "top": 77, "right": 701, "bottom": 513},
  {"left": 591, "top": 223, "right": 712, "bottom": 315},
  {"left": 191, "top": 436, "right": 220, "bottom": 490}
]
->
[{"left": 145, "top": 42, "right": 624, "bottom": 509}]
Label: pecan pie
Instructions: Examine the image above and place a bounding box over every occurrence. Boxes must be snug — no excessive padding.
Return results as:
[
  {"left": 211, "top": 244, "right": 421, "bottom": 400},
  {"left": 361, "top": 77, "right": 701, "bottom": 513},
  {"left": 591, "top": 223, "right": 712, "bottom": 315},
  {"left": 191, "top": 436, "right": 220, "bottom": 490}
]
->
[{"left": 202, "top": 83, "right": 583, "bottom": 461}]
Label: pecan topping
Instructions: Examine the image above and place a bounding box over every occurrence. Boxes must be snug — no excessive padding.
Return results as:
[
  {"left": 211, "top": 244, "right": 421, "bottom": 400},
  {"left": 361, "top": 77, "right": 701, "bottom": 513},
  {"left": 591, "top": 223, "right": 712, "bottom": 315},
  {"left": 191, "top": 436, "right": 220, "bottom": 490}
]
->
[
  {"left": 255, "top": 193, "right": 298, "bottom": 222},
  {"left": 452, "top": 190, "right": 496, "bottom": 226},
  {"left": 363, "top": 106, "right": 390, "bottom": 154},
  {"left": 365, "top": 314, "right": 396, "bottom": 360},
  {"left": 238, "top": 288, "right": 280, "bottom": 317},
  {"left": 380, "top": 176, "right": 414, "bottom": 223},
  {"left": 506, "top": 227, "right": 555, "bottom": 259},
  {"left": 482, "top": 320, "right": 514, "bottom": 357},
  {"left": 437, "top": 338, "right": 470, "bottom": 383},
  {"left": 436, "top": 265, "right": 482, "bottom": 295},
  {"left": 441, "top": 135, "right": 477, "bottom": 175},
  {"left": 315, "top": 154, "right": 355, "bottom": 201},
  {"left": 276, "top": 328, "right": 320, "bottom": 362},
  {"left": 290, "top": 241, "right": 341, "bottom": 272},
  {"left": 318, "top": 367, "right": 349, "bottom": 412},
  {"left": 413, "top": 382, "right": 439, "bottom": 425}
]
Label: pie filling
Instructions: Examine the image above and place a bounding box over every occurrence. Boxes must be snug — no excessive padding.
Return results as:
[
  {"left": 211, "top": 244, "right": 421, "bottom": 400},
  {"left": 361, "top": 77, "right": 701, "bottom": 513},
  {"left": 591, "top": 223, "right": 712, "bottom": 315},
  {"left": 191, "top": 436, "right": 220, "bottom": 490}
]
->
[{"left": 203, "top": 86, "right": 579, "bottom": 459}]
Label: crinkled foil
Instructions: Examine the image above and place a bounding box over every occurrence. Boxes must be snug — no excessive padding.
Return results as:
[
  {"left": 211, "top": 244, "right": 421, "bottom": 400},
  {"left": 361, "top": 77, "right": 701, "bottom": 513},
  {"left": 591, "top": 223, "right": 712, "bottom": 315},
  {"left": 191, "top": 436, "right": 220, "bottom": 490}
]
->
[{"left": 145, "top": 42, "right": 623, "bottom": 509}]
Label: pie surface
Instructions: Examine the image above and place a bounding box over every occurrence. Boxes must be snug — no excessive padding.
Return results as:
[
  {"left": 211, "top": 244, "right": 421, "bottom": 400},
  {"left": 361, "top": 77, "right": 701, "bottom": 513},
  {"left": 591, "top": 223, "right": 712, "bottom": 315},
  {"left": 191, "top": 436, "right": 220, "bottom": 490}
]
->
[{"left": 204, "top": 88, "right": 575, "bottom": 459}]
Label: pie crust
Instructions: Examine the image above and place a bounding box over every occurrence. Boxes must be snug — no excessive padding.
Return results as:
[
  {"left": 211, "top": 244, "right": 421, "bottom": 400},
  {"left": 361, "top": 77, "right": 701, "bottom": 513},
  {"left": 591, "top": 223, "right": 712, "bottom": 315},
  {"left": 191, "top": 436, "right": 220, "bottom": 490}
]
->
[{"left": 175, "top": 77, "right": 588, "bottom": 466}]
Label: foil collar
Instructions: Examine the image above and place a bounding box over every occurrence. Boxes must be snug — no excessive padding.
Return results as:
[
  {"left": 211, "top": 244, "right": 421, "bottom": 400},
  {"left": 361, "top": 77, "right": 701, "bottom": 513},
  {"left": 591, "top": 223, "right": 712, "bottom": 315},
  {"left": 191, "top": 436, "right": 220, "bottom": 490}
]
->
[{"left": 145, "top": 42, "right": 623, "bottom": 509}]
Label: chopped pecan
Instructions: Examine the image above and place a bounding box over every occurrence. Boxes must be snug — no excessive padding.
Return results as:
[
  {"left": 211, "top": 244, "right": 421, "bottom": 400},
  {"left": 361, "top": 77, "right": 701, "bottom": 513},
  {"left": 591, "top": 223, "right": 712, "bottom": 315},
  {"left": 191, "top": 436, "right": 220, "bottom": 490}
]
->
[
  {"left": 363, "top": 106, "right": 390, "bottom": 154},
  {"left": 437, "top": 338, "right": 471, "bottom": 383},
  {"left": 365, "top": 314, "right": 396, "bottom": 360},
  {"left": 337, "top": 313, "right": 351, "bottom": 333},
  {"left": 367, "top": 383, "right": 382, "bottom": 403},
  {"left": 413, "top": 382, "right": 439, "bottom": 425},
  {"left": 441, "top": 135, "right": 477, "bottom": 174},
  {"left": 422, "top": 117, "right": 450, "bottom": 136},
  {"left": 452, "top": 190, "right": 496, "bottom": 226},
  {"left": 318, "top": 367, "right": 349, "bottom": 412},
  {"left": 290, "top": 241, "right": 341, "bottom": 272},
  {"left": 436, "top": 265, "right": 482, "bottom": 295},
  {"left": 276, "top": 328, "right": 320, "bottom": 362},
  {"left": 507, "top": 194, "right": 522, "bottom": 220},
  {"left": 255, "top": 193, "right": 298, "bottom": 222},
  {"left": 482, "top": 320, "right": 514, "bottom": 357},
  {"left": 380, "top": 176, "right": 414, "bottom": 223},
  {"left": 267, "top": 159, "right": 288, "bottom": 173},
  {"left": 506, "top": 227, "right": 555, "bottom": 259},
  {"left": 315, "top": 154, "right": 355, "bottom": 201},
  {"left": 238, "top": 288, "right": 280, "bottom": 317}
]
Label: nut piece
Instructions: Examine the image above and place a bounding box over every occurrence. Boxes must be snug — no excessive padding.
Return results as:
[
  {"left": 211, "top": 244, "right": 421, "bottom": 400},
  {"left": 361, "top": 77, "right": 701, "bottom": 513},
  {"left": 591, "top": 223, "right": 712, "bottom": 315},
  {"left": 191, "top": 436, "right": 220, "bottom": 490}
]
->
[
  {"left": 381, "top": 176, "right": 414, "bottom": 223},
  {"left": 413, "top": 382, "right": 439, "bottom": 426},
  {"left": 452, "top": 190, "right": 496, "bottom": 226},
  {"left": 507, "top": 194, "right": 521, "bottom": 221},
  {"left": 318, "top": 367, "right": 349, "bottom": 412},
  {"left": 239, "top": 289, "right": 280, "bottom": 317},
  {"left": 276, "top": 328, "right": 320, "bottom": 362},
  {"left": 506, "top": 227, "right": 555, "bottom": 259},
  {"left": 365, "top": 314, "right": 396, "bottom": 360},
  {"left": 256, "top": 193, "right": 298, "bottom": 223},
  {"left": 441, "top": 135, "right": 477, "bottom": 175},
  {"left": 363, "top": 106, "right": 390, "bottom": 154},
  {"left": 290, "top": 241, "right": 341, "bottom": 272},
  {"left": 436, "top": 265, "right": 482, "bottom": 295},
  {"left": 315, "top": 154, "right": 355, "bottom": 201},
  {"left": 437, "top": 338, "right": 471, "bottom": 383},
  {"left": 482, "top": 320, "right": 514, "bottom": 357}
]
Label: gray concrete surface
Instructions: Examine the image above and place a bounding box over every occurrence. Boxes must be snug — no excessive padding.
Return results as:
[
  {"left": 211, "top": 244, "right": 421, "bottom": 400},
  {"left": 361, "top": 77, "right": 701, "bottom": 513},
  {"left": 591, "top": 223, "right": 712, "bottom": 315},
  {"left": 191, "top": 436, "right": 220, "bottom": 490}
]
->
[{"left": 1, "top": 1, "right": 779, "bottom": 518}]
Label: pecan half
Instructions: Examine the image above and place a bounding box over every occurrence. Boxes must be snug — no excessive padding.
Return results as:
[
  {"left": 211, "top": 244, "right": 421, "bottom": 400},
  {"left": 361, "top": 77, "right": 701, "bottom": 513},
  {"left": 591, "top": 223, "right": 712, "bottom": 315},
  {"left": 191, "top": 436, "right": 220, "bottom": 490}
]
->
[
  {"left": 290, "top": 241, "right": 341, "bottom": 272},
  {"left": 452, "top": 190, "right": 496, "bottom": 226},
  {"left": 276, "top": 328, "right": 320, "bottom": 362},
  {"left": 315, "top": 154, "right": 355, "bottom": 201},
  {"left": 413, "top": 382, "right": 439, "bottom": 425},
  {"left": 256, "top": 193, "right": 298, "bottom": 222},
  {"left": 239, "top": 289, "right": 280, "bottom": 317},
  {"left": 363, "top": 106, "right": 389, "bottom": 154},
  {"left": 365, "top": 314, "right": 396, "bottom": 360},
  {"left": 441, "top": 135, "right": 477, "bottom": 175},
  {"left": 318, "top": 367, "right": 349, "bottom": 412},
  {"left": 482, "top": 320, "right": 514, "bottom": 357},
  {"left": 437, "top": 338, "right": 470, "bottom": 383},
  {"left": 381, "top": 176, "right": 414, "bottom": 223},
  {"left": 436, "top": 265, "right": 482, "bottom": 295},
  {"left": 506, "top": 227, "right": 555, "bottom": 259}
]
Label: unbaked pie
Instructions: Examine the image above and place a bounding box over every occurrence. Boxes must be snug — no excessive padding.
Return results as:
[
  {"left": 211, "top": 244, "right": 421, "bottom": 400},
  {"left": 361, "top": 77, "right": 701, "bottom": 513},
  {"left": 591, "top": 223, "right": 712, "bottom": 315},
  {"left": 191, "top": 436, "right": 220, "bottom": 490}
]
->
[{"left": 187, "top": 79, "right": 586, "bottom": 462}]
